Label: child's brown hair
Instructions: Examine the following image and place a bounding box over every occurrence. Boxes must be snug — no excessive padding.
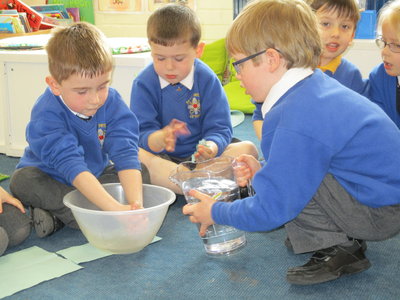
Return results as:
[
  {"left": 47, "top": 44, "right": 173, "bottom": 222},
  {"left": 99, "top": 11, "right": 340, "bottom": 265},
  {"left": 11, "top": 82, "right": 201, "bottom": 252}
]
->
[
  {"left": 226, "top": 0, "right": 322, "bottom": 70},
  {"left": 310, "top": 0, "right": 360, "bottom": 26},
  {"left": 147, "top": 4, "right": 201, "bottom": 47},
  {"left": 46, "top": 22, "right": 113, "bottom": 83}
]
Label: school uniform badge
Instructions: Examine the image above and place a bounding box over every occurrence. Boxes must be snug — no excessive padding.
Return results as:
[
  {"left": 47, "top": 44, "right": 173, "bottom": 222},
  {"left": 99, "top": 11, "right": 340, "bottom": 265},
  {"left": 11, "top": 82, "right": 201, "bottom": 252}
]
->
[
  {"left": 98, "top": 123, "right": 106, "bottom": 147},
  {"left": 186, "top": 93, "right": 201, "bottom": 118}
]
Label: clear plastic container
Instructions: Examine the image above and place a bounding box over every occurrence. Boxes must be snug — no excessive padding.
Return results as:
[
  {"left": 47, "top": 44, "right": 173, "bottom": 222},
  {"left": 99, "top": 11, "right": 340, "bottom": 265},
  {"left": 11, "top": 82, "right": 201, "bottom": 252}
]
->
[
  {"left": 63, "top": 183, "right": 175, "bottom": 254},
  {"left": 170, "top": 157, "right": 247, "bottom": 256}
]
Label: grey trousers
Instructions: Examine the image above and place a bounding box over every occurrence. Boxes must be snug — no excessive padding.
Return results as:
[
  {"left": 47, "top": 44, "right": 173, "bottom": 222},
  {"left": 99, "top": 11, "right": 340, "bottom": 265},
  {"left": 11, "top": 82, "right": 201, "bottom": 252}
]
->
[
  {"left": 0, "top": 203, "right": 31, "bottom": 255},
  {"left": 285, "top": 174, "right": 400, "bottom": 254},
  {"left": 10, "top": 165, "right": 150, "bottom": 229}
]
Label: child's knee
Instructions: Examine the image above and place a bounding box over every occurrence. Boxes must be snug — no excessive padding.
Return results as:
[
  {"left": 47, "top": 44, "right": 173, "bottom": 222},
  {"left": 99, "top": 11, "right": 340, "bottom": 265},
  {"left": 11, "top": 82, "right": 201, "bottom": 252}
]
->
[
  {"left": 229, "top": 141, "right": 259, "bottom": 159},
  {"left": 10, "top": 167, "right": 39, "bottom": 198},
  {"left": 8, "top": 221, "right": 31, "bottom": 247},
  {"left": 241, "top": 141, "right": 259, "bottom": 158}
]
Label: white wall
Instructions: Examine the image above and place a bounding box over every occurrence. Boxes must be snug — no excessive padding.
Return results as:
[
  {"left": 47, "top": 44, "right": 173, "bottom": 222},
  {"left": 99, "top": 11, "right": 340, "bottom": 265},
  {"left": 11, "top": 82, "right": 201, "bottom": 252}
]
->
[{"left": 94, "top": 0, "right": 233, "bottom": 42}]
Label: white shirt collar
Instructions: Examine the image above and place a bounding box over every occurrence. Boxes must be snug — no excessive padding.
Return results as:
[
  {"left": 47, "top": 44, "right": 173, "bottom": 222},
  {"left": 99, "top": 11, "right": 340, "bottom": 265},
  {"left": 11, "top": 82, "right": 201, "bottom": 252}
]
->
[
  {"left": 159, "top": 65, "right": 194, "bottom": 90},
  {"left": 261, "top": 68, "right": 313, "bottom": 118}
]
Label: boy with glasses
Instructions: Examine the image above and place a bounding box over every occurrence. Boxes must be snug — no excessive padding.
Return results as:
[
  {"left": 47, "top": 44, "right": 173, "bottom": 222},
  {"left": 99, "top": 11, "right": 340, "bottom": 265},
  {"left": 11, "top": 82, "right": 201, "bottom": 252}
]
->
[
  {"left": 368, "top": 0, "right": 400, "bottom": 128},
  {"left": 183, "top": 0, "right": 400, "bottom": 285},
  {"left": 251, "top": 0, "right": 367, "bottom": 140}
]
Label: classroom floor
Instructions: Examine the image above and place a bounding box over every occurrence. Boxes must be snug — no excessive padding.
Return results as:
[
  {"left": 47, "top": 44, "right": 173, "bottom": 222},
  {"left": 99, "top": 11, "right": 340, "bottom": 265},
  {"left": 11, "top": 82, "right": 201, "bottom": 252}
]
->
[{"left": 0, "top": 115, "right": 399, "bottom": 299}]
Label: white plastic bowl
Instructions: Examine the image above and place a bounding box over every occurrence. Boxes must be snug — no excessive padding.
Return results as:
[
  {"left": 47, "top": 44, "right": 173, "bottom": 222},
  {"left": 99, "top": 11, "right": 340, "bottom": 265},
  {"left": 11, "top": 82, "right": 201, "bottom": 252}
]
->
[{"left": 63, "top": 183, "right": 176, "bottom": 254}]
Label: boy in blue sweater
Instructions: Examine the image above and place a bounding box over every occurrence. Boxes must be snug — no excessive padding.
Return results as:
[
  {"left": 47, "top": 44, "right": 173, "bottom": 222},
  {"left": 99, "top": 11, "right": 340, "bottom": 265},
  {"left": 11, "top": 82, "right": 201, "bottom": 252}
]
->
[
  {"left": 252, "top": 0, "right": 367, "bottom": 140},
  {"left": 368, "top": 0, "right": 400, "bottom": 128},
  {"left": 10, "top": 22, "right": 149, "bottom": 238},
  {"left": 183, "top": 0, "right": 400, "bottom": 285},
  {"left": 130, "top": 4, "right": 258, "bottom": 194}
]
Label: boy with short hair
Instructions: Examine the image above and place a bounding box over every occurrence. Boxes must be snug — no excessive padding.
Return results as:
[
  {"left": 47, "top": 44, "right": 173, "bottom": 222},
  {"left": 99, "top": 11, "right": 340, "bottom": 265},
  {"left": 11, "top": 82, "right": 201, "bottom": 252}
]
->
[
  {"left": 10, "top": 22, "right": 148, "bottom": 238},
  {"left": 0, "top": 186, "right": 31, "bottom": 255},
  {"left": 368, "top": 0, "right": 400, "bottom": 128},
  {"left": 252, "top": 0, "right": 367, "bottom": 140},
  {"left": 130, "top": 4, "right": 258, "bottom": 194},
  {"left": 183, "top": 0, "right": 400, "bottom": 285}
]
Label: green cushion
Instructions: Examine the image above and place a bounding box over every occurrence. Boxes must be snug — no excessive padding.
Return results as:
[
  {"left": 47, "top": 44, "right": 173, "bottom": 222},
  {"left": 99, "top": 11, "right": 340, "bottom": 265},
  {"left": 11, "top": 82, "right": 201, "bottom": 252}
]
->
[
  {"left": 201, "top": 39, "right": 255, "bottom": 114},
  {"left": 199, "top": 38, "right": 228, "bottom": 82}
]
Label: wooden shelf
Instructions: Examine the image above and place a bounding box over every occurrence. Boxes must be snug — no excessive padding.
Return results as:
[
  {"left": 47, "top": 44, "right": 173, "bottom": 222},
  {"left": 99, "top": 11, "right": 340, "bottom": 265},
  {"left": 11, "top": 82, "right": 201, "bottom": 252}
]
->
[{"left": 0, "top": 29, "right": 51, "bottom": 40}]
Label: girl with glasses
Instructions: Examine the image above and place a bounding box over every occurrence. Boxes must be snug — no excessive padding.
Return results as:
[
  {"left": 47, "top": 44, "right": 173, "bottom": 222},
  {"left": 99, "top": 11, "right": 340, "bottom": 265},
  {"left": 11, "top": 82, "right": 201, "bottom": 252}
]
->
[{"left": 368, "top": 0, "right": 400, "bottom": 128}]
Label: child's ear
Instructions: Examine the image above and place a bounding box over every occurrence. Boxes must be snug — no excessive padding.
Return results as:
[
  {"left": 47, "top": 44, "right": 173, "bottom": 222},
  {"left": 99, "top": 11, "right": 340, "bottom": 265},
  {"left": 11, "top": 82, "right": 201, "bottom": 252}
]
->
[
  {"left": 196, "top": 42, "right": 205, "bottom": 58},
  {"left": 265, "top": 48, "right": 281, "bottom": 72},
  {"left": 45, "top": 76, "right": 62, "bottom": 96}
]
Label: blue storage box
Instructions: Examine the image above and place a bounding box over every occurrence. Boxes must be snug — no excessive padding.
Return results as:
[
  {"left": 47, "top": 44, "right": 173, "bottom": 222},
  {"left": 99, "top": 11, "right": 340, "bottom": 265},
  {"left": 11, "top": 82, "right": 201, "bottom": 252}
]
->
[{"left": 355, "top": 10, "right": 377, "bottom": 39}]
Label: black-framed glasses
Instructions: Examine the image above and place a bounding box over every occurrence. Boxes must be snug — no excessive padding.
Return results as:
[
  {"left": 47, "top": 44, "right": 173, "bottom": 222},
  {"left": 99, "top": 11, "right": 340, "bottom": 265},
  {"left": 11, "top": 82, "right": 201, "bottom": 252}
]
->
[
  {"left": 232, "top": 50, "right": 266, "bottom": 74},
  {"left": 375, "top": 37, "right": 400, "bottom": 53}
]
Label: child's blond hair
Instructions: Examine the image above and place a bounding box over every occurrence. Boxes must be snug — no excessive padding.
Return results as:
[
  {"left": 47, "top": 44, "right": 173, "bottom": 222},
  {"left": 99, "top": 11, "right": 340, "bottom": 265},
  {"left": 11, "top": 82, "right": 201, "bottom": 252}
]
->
[
  {"left": 46, "top": 22, "right": 113, "bottom": 84},
  {"left": 147, "top": 4, "right": 201, "bottom": 47},
  {"left": 226, "top": 0, "right": 321, "bottom": 70},
  {"left": 378, "top": 0, "right": 400, "bottom": 40},
  {"left": 310, "top": 0, "right": 360, "bottom": 26}
]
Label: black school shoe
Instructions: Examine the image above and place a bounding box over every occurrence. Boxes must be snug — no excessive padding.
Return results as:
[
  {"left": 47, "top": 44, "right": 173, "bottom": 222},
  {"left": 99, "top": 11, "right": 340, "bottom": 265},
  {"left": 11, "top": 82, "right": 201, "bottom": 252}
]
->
[
  {"left": 284, "top": 237, "right": 367, "bottom": 252},
  {"left": 32, "top": 207, "right": 64, "bottom": 238},
  {"left": 286, "top": 240, "right": 371, "bottom": 285}
]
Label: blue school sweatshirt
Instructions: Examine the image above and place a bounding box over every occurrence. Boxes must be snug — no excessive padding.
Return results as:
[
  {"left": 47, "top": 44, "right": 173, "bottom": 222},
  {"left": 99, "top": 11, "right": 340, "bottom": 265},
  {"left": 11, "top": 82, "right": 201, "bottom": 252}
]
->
[
  {"left": 130, "top": 59, "right": 232, "bottom": 158},
  {"left": 368, "top": 63, "right": 399, "bottom": 128},
  {"left": 212, "top": 69, "right": 400, "bottom": 232},
  {"left": 17, "top": 87, "right": 141, "bottom": 185}
]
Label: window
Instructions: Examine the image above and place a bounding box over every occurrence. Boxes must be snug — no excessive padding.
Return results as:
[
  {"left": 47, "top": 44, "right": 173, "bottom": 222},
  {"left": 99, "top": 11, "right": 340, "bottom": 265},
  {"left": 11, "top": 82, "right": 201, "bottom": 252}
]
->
[{"left": 233, "top": 0, "right": 248, "bottom": 19}]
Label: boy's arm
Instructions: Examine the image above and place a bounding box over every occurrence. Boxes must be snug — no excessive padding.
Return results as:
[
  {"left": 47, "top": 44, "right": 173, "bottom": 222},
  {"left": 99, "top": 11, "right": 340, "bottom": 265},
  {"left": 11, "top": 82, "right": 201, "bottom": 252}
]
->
[
  {"left": 130, "top": 71, "right": 164, "bottom": 152},
  {"left": 198, "top": 70, "right": 232, "bottom": 155},
  {"left": 118, "top": 169, "right": 143, "bottom": 209},
  {"left": 367, "top": 64, "right": 390, "bottom": 111},
  {"left": 72, "top": 171, "right": 131, "bottom": 211},
  {"left": 253, "top": 120, "right": 263, "bottom": 140},
  {"left": 252, "top": 100, "right": 263, "bottom": 140}
]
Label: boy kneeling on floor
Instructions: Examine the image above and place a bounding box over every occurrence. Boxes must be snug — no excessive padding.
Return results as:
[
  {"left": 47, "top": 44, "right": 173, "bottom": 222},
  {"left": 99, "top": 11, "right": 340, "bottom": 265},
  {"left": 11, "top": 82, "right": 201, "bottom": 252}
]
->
[{"left": 183, "top": 0, "right": 400, "bottom": 285}]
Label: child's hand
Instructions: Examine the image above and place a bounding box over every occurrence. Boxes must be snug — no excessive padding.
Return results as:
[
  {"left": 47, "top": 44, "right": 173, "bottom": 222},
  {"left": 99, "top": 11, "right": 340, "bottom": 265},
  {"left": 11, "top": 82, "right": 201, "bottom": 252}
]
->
[
  {"left": 112, "top": 202, "right": 143, "bottom": 211},
  {"left": 169, "top": 119, "right": 190, "bottom": 137},
  {"left": 233, "top": 155, "right": 261, "bottom": 187},
  {"left": 164, "top": 119, "right": 190, "bottom": 152},
  {"left": 192, "top": 140, "right": 218, "bottom": 162},
  {"left": 129, "top": 202, "right": 144, "bottom": 210},
  {"left": 0, "top": 187, "right": 26, "bottom": 214},
  {"left": 182, "top": 189, "right": 216, "bottom": 236}
]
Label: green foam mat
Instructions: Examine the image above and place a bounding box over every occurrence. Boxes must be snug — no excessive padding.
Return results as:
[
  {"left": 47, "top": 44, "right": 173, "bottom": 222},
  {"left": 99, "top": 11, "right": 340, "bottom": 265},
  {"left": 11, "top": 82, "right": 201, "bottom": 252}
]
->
[{"left": 0, "top": 173, "right": 10, "bottom": 182}]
